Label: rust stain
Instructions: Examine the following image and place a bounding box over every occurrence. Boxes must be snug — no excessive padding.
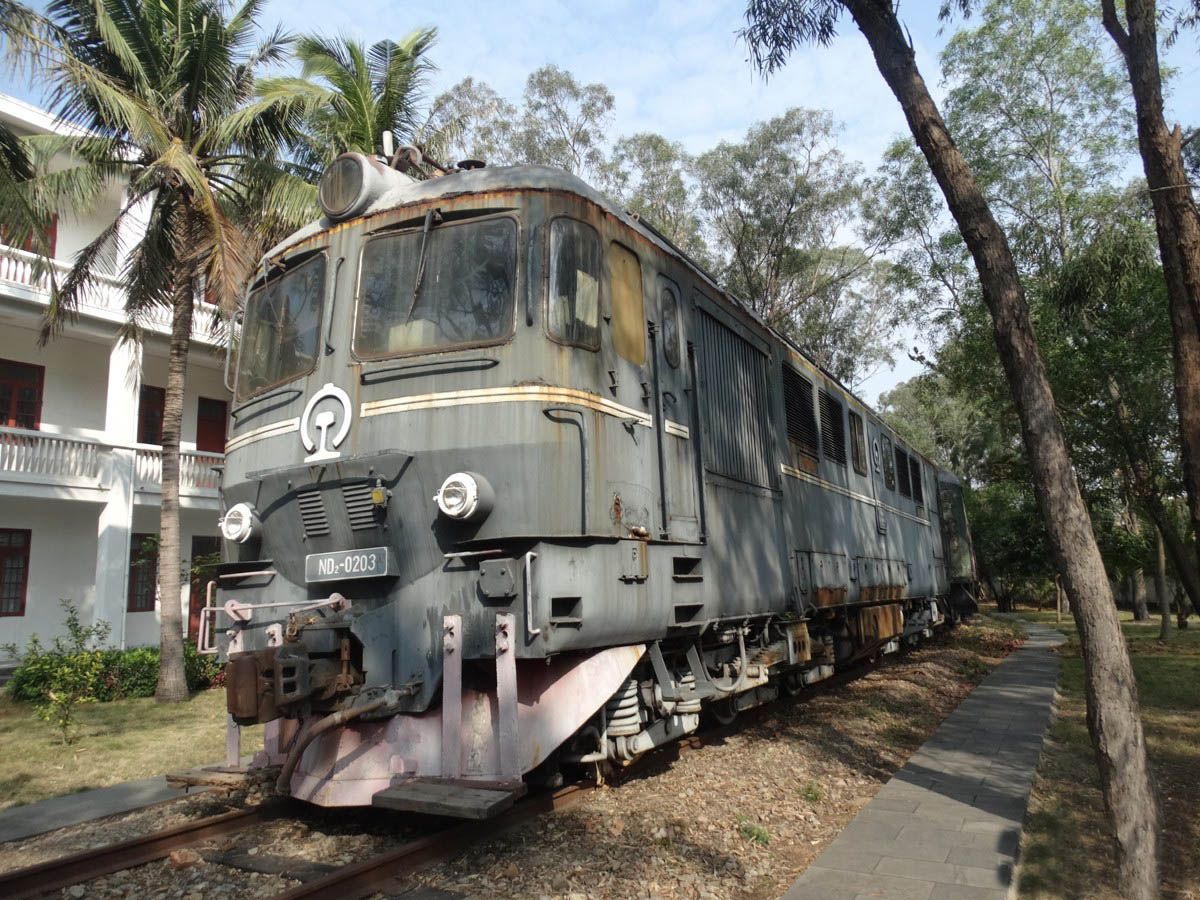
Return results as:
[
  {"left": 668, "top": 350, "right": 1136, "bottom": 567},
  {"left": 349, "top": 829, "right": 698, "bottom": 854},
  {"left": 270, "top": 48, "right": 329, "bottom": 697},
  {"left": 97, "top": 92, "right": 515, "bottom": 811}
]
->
[
  {"left": 611, "top": 493, "right": 623, "bottom": 524},
  {"left": 812, "top": 586, "right": 848, "bottom": 608}
]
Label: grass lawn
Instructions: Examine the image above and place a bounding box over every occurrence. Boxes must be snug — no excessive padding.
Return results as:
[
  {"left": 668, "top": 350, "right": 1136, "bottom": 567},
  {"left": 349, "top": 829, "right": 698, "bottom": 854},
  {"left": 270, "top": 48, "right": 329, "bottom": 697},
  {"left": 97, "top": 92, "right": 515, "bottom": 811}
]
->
[
  {"left": 1009, "top": 607, "right": 1200, "bottom": 898},
  {"left": 0, "top": 688, "right": 263, "bottom": 811}
]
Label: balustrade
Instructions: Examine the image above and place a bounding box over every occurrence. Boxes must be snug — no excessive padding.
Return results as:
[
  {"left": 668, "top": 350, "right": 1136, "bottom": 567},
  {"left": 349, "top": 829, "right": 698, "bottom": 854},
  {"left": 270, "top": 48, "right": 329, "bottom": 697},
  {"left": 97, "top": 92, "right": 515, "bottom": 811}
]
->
[{"left": 1, "top": 427, "right": 221, "bottom": 494}]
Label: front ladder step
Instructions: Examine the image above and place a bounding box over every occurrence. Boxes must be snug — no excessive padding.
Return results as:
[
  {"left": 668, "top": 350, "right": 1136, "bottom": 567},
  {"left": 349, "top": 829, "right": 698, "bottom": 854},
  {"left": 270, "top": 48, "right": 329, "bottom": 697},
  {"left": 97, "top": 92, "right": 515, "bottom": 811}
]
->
[{"left": 371, "top": 777, "right": 527, "bottom": 819}]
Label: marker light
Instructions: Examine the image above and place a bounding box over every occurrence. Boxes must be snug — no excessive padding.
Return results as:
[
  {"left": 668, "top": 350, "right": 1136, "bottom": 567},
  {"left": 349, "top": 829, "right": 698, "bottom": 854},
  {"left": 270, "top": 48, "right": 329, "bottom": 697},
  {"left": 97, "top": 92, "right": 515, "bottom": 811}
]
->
[
  {"left": 434, "top": 472, "right": 494, "bottom": 523},
  {"left": 219, "top": 502, "right": 260, "bottom": 543}
]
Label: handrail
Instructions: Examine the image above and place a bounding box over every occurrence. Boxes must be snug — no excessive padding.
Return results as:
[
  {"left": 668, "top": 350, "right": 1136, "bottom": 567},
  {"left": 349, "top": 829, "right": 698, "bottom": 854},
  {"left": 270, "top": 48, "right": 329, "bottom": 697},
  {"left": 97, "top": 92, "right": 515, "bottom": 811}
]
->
[
  {"left": 0, "top": 244, "right": 224, "bottom": 340},
  {"left": 0, "top": 426, "right": 223, "bottom": 491}
]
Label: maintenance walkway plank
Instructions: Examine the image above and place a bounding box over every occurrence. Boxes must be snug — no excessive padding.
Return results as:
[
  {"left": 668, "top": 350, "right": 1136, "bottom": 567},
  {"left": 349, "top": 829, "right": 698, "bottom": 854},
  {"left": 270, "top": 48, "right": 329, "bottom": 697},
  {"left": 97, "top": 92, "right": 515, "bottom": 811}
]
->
[{"left": 783, "top": 620, "right": 1064, "bottom": 900}]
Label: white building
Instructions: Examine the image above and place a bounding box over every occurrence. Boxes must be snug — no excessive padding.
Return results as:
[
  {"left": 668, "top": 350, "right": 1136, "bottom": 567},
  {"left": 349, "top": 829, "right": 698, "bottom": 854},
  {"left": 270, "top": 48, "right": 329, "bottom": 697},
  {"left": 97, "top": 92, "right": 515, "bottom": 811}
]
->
[{"left": 0, "top": 94, "right": 230, "bottom": 659}]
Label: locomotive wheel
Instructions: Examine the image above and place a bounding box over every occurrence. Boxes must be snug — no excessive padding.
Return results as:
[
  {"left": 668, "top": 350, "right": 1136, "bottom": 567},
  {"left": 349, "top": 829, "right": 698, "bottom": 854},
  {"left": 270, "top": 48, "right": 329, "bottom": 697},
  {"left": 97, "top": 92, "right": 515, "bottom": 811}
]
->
[
  {"left": 782, "top": 672, "right": 804, "bottom": 697},
  {"left": 709, "top": 696, "right": 738, "bottom": 726}
]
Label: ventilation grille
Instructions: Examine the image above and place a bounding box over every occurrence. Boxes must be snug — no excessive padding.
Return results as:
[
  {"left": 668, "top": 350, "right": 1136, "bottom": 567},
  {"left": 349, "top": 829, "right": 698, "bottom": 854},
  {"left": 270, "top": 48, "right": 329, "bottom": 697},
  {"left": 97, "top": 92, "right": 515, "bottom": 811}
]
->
[
  {"left": 297, "top": 489, "right": 330, "bottom": 537},
  {"left": 697, "top": 309, "right": 773, "bottom": 488},
  {"left": 783, "top": 366, "right": 819, "bottom": 458},
  {"left": 343, "top": 482, "right": 378, "bottom": 531},
  {"left": 819, "top": 391, "right": 847, "bottom": 466}
]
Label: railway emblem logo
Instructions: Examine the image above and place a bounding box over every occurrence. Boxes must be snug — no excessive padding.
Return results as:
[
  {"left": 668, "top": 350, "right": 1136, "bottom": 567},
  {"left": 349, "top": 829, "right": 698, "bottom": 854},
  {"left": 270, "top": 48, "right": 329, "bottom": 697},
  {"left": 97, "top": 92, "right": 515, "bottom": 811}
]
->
[{"left": 301, "top": 382, "right": 352, "bottom": 463}]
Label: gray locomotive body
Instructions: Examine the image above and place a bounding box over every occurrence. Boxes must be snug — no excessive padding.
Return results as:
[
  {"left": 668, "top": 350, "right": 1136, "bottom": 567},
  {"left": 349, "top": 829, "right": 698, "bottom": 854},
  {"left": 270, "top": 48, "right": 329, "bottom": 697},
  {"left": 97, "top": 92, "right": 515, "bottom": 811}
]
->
[{"left": 210, "top": 158, "right": 977, "bottom": 815}]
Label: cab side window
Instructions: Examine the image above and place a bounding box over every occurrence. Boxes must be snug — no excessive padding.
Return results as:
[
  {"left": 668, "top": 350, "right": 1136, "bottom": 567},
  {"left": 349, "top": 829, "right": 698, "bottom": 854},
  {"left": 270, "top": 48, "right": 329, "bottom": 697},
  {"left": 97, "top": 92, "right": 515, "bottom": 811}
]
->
[
  {"left": 608, "top": 242, "right": 645, "bottom": 366},
  {"left": 548, "top": 218, "right": 601, "bottom": 349},
  {"left": 881, "top": 434, "right": 896, "bottom": 491},
  {"left": 660, "top": 278, "right": 681, "bottom": 368},
  {"left": 849, "top": 411, "right": 868, "bottom": 475}
]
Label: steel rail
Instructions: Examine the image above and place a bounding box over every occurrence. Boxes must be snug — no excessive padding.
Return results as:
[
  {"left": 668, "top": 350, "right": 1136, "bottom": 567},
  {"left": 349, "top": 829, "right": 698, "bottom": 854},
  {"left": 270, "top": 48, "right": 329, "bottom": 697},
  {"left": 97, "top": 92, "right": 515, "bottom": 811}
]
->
[
  {"left": 0, "top": 805, "right": 276, "bottom": 900},
  {"left": 269, "top": 785, "right": 591, "bottom": 900},
  {"left": 267, "top": 651, "right": 899, "bottom": 900}
]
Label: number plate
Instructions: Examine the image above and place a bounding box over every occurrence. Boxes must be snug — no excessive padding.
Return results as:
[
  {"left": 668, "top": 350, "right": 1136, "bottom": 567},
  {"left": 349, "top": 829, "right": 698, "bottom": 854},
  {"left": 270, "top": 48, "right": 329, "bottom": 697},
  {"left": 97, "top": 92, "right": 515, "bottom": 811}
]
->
[{"left": 305, "top": 547, "right": 397, "bottom": 582}]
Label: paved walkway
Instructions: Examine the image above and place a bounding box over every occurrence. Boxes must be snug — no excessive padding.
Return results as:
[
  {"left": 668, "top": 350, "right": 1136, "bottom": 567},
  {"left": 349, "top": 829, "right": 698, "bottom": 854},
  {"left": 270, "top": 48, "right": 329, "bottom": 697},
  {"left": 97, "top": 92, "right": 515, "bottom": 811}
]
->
[
  {"left": 0, "top": 776, "right": 213, "bottom": 844},
  {"left": 783, "top": 620, "right": 1065, "bottom": 900}
]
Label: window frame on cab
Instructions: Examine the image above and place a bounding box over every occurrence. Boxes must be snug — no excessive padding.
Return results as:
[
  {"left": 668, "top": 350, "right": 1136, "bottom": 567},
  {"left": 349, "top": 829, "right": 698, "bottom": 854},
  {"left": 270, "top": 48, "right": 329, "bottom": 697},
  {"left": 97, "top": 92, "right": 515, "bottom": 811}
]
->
[
  {"left": 351, "top": 211, "right": 521, "bottom": 363},
  {"left": 234, "top": 249, "right": 328, "bottom": 404},
  {"left": 544, "top": 215, "right": 603, "bottom": 353}
]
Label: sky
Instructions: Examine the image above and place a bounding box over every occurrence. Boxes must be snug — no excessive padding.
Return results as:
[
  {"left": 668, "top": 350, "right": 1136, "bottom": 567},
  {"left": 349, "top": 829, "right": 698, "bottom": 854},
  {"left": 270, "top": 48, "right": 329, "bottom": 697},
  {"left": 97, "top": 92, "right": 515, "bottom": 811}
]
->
[{"left": 4, "top": 0, "right": 1199, "bottom": 404}]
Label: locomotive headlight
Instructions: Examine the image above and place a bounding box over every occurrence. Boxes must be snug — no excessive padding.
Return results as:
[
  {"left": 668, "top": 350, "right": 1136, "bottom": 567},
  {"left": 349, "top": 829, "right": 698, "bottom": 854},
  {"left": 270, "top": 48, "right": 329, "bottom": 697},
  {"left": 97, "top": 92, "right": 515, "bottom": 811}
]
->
[
  {"left": 318, "top": 152, "right": 413, "bottom": 222},
  {"left": 434, "top": 472, "right": 494, "bottom": 522},
  {"left": 219, "top": 502, "right": 260, "bottom": 544}
]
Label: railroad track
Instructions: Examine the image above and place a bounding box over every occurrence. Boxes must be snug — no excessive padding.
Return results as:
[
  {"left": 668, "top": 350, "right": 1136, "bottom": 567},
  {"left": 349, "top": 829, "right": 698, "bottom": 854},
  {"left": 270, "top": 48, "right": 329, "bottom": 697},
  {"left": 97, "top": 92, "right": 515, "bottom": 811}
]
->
[
  {"left": 0, "top": 647, "right": 912, "bottom": 900},
  {"left": 0, "top": 805, "right": 281, "bottom": 900}
]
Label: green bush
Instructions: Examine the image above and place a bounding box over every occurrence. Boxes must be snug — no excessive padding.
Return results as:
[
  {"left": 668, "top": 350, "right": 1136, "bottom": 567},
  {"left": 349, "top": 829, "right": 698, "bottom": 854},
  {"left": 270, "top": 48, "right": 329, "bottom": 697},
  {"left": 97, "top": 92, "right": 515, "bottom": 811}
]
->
[{"left": 4, "top": 601, "right": 224, "bottom": 704}]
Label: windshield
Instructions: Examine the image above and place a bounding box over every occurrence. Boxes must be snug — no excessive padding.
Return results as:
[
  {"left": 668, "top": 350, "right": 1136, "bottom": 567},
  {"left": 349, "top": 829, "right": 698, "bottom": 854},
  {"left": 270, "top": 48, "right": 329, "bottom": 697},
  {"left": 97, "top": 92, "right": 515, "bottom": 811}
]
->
[
  {"left": 355, "top": 217, "right": 517, "bottom": 358},
  {"left": 236, "top": 254, "right": 325, "bottom": 401}
]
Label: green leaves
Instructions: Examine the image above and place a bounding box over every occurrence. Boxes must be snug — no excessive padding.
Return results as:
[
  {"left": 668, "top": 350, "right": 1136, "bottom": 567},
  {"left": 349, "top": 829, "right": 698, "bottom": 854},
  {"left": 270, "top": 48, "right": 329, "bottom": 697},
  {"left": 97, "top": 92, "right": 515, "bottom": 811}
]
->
[{"left": 257, "top": 28, "right": 437, "bottom": 171}]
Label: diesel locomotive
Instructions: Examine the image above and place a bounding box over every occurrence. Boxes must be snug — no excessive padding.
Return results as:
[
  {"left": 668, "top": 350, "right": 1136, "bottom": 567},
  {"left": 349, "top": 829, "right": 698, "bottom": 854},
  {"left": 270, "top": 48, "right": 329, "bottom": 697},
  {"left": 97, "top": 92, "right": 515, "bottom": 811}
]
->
[{"left": 203, "top": 151, "right": 978, "bottom": 818}]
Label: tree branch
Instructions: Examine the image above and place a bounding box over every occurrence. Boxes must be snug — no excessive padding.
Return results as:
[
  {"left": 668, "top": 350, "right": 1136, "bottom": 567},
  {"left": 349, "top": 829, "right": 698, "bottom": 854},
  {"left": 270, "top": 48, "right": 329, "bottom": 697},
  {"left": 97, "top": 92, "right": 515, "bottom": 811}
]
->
[{"left": 1100, "top": 0, "right": 1130, "bottom": 57}]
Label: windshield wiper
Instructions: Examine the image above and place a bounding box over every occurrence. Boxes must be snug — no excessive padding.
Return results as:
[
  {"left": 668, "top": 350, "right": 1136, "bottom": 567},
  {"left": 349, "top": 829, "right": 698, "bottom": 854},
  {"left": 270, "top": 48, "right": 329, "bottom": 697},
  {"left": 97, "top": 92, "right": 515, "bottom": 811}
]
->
[{"left": 406, "top": 207, "right": 442, "bottom": 323}]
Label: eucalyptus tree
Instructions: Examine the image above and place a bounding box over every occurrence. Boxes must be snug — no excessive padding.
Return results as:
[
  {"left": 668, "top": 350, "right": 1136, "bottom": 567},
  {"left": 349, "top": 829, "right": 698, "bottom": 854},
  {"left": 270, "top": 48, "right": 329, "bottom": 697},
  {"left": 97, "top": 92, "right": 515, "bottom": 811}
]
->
[
  {"left": 693, "top": 108, "right": 906, "bottom": 386},
  {"left": 423, "top": 66, "right": 614, "bottom": 179},
  {"left": 28, "top": 0, "right": 310, "bottom": 701},
  {"left": 1101, "top": 0, "right": 1200, "bottom": 585},
  {"left": 940, "top": 0, "right": 1132, "bottom": 270},
  {"left": 740, "top": 1, "right": 1160, "bottom": 893},
  {"left": 598, "top": 132, "right": 707, "bottom": 260},
  {"left": 253, "top": 28, "right": 436, "bottom": 176},
  {"left": 420, "top": 76, "right": 518, "bottom": 166}
]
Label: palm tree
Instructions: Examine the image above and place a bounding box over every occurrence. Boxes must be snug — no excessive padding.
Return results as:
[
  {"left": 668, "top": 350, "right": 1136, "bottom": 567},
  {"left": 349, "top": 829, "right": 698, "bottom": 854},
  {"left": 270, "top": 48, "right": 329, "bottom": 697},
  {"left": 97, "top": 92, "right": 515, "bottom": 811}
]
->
[
  {"left": 21, "top": 0, "right": 312, "bottom": 701},
  {"left": 254, "top": 28, "right": 437, "bottom": 176}
]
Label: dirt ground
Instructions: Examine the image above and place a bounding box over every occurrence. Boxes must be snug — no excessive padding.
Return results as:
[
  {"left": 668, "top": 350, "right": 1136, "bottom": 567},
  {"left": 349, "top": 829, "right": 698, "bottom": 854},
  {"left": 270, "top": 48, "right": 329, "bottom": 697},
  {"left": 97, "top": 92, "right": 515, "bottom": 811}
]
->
[
  {"left": 0, "top": 617, "right": 1024, "bottom": 899},
  {"left": 1014, "top": 611, "right": 1200, "bottom": 899},
  {"left": 400, "top": 616, "right": 1024, "bottom": 900}
]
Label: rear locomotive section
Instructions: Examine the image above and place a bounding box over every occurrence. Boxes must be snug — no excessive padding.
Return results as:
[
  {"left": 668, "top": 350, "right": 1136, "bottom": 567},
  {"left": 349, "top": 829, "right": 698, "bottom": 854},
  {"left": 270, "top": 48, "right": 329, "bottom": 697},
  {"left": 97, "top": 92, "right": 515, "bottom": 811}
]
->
[{"left": 203, "top": 154, "right": 978, "bottom": 817}]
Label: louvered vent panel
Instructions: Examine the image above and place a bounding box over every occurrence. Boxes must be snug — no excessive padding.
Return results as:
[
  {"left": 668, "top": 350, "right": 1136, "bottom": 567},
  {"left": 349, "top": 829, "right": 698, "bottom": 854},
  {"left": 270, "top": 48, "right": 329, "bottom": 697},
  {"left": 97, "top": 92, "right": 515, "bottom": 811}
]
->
[
  {"left": 895, "top": 447, "right": 913, "bottom": 497},
  {"left": 343, "top": 482, "right": 377, "bottom": 531},
  {"left": 697, "top": 309, "right": 773, "bottom": 488},
  {"left": 297, "top": 489, "right": 330, "bottom": 537},
  {"left": 782, "top": 367, "right": 819, "bottom": 458},
  {"left": 819, "top": 391, "right": 847, "bottom": 466}
]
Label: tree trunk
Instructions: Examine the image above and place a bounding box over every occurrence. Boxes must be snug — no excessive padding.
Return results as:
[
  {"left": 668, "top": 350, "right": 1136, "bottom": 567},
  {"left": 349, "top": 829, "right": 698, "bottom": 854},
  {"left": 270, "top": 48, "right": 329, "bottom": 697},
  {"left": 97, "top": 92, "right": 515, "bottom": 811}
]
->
[
  {"left": 155, "top": 284, "right": 194, "bottom": 703},
  {"left": 1143, "top": 493, "right": 1200, "bottom": 616},
  {"left": 1157, "top": 526, "right": 1171, "bottom": 641},
  {"left": 1131, "top": 568, "right": 1149, "bottom": 621},
  {"left": 842, "top": 2, "right": 1160, "bottom": 894},
  {"left": 1102, "top": 0, "right": 1200, "bottom": 583}
]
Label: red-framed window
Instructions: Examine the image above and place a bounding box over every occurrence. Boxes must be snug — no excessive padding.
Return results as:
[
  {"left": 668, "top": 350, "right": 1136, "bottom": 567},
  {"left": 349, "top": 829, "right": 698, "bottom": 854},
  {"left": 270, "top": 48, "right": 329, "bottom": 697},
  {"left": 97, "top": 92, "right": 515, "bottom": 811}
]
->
[
  {"left": 1, "top": 215, "right": 58, "bottom": 257},
  {"left": 0, "top": 358, "right": 45, "bottom": 430},
  {"left": 195, "top": 397, "right": 228, "bottom": 453},
  {"left": 128, "top": 533, "right": 158, "bottom": 612},
  {"left": 137, "top": 385, "right": 165, "bottom": 445},
  {"left": 0, "top": 528, "right": 31, "bottom": 616}
]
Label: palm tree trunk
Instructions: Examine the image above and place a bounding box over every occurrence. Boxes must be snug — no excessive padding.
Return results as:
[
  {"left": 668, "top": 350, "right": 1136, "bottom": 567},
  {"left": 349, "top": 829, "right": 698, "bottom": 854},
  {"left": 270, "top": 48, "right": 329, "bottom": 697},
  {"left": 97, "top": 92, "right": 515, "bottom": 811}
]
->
[
  {"left": 841, "top": 2, "right": 1160, "bottom": 894},
  {"left": 1101, "top": 0, "right": 1200, "bottom": 582},
  {"left": 154, "top": 283, "right": 194, "bottom": 703}
]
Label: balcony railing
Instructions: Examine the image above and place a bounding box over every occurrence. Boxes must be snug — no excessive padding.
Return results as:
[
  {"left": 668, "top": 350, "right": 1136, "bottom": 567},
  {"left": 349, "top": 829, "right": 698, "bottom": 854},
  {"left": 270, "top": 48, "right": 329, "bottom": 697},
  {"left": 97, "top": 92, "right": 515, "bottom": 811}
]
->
[
  {"left": 135, "top": 446, "right": 223, "bottom": 492},
  {"left": 0, "top": 427, "right": 102, "bottom": 481},
  {"left": 0, "top": 244, "right": 224, "bottom": 344},
  {"left": 0, "top": 426, "right": 222, "bottom": 496}
]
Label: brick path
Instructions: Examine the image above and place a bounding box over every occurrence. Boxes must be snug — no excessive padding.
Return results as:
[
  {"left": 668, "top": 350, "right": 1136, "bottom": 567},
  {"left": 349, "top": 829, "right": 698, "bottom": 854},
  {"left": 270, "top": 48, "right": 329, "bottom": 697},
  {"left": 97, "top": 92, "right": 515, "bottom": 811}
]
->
[{"left": 783, "top": 620, "right": 1064, "bottom": 900}]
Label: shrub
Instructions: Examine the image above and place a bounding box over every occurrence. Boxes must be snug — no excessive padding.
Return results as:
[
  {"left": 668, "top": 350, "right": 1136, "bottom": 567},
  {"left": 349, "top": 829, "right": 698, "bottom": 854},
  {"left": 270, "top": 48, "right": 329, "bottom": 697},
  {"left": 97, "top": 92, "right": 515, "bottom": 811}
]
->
[{"left": 4, "top": 602, "right": 225, "bottom": 706}]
